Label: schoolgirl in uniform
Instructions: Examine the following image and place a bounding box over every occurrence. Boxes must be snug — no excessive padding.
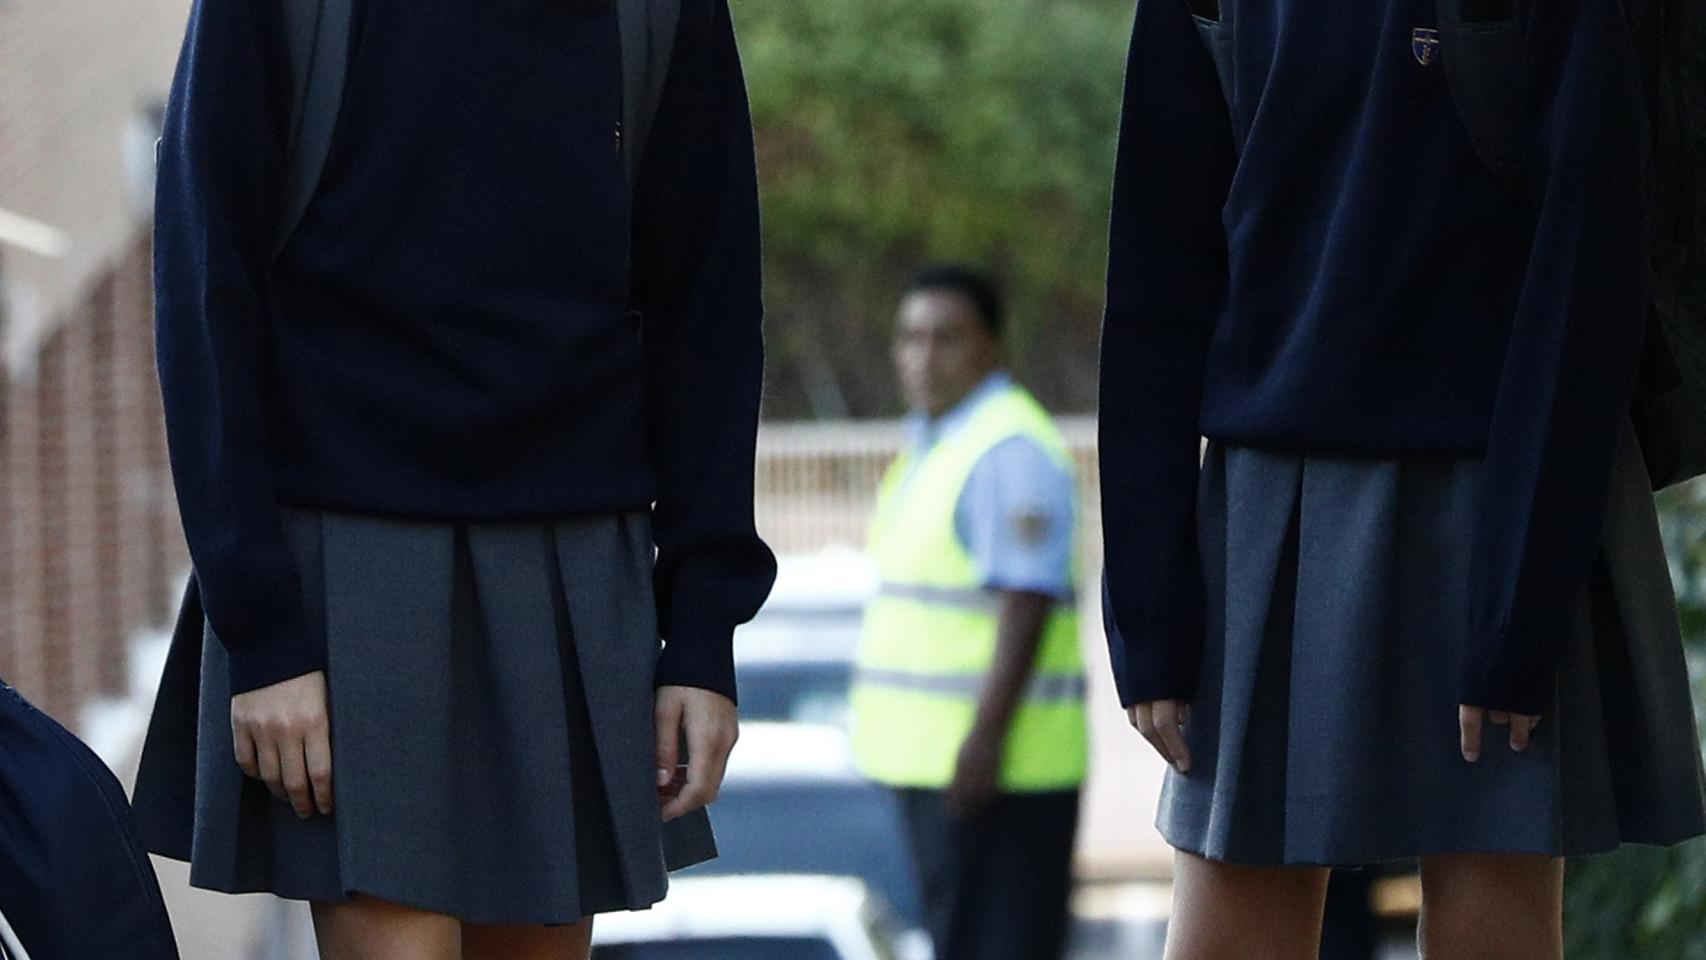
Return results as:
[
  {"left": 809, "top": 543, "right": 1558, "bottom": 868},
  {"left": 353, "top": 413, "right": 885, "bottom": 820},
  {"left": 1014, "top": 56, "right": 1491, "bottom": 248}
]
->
[
  {"left": 1099, "top": 0, "right": 1706, "bottom": 956},
  {"left": 131, "top": 0, "right": 775, "bottom": 957}
]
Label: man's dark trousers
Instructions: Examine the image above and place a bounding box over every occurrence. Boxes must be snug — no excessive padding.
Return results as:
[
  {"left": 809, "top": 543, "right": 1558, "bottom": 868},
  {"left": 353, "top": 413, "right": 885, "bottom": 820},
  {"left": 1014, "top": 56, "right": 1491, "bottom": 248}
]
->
[{"left": 895, "top": 787, "right": 1080, "bottom": 960}]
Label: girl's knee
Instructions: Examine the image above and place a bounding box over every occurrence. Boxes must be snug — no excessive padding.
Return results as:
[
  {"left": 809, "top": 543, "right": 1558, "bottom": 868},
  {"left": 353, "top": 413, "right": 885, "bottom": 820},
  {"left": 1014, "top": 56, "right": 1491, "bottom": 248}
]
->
[
  {"left": 311, "top": 896, "right": 462, "bottom": 960},
  {"left": 1419, "top": 853, "right": 1563, "bottom": 903},
  {"left": 1418, "top": 855, "right": 1563, "bottom": 960},
  {"left": 462, "top": 917, "right": 595, "bottom": 960},
  {"left": 1166, "top": 851, "right": 1331, "bottom": 960}
]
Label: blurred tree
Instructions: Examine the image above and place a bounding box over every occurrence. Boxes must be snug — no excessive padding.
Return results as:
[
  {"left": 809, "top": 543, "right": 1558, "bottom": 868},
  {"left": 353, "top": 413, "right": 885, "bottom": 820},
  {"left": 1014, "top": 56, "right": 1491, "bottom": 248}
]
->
[{"left": 734, "top": 0, "right": 1132, "bottom": 419}]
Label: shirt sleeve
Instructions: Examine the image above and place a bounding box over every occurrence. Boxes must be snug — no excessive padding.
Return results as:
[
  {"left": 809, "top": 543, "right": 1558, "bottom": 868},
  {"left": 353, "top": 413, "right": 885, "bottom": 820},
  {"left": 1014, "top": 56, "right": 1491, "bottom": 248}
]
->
[
  {"left": 956, "top": 436, "right": 1077, "bottom": 599},
  {"left": 629, "top": 0, "right": 778, "bottom": 703},
  {"left": 154, "top": 0, "right": 325, "bottom": 695},
  {"left": 1097, "top": 0, "right": 1237, "bottom": 706},
  {"left": 1460, "top": 0, "right": 1654, "bottom": 715}
]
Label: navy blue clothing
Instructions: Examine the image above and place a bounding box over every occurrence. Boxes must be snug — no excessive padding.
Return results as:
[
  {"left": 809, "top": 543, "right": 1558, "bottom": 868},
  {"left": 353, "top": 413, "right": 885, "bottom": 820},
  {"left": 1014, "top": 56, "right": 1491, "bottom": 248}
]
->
[
  {"left": 1099, "top": 0, "right": 1653, "bottom": 714},
  {"left": 154, "top": 0, "right": 774, "bottom": 699},
  {"left": 0, "top": 682, "right": 180, "bottom": 960}
]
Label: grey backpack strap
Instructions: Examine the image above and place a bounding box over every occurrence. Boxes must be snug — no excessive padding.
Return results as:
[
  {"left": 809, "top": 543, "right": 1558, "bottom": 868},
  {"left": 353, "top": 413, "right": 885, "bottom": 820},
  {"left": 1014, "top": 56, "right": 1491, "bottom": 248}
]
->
[
  {"left": 274, "top": 0, "right": 353, "bottom": 259},
  {"left": 618, "top": 0, "right": 682, "bottom": 181}
]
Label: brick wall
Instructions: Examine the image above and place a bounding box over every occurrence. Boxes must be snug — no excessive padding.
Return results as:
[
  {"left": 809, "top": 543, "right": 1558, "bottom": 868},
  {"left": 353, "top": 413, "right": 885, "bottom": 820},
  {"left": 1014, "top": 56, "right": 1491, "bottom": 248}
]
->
[
  {"left": 0, "top": 233, "right": 185, "bottom": 726},
  {"left": 0, "top": 0, "right": 192, "bottom": 725}
]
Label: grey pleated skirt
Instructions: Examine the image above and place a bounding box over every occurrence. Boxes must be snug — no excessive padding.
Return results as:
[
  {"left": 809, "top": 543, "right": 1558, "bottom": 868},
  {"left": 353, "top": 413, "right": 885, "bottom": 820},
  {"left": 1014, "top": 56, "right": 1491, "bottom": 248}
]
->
[
  {"left": 1159, "top": 423, "right": 1706, "bottom": 866},
  {"left": 137, "top": 508, "right": 716, "bottom": 925}
]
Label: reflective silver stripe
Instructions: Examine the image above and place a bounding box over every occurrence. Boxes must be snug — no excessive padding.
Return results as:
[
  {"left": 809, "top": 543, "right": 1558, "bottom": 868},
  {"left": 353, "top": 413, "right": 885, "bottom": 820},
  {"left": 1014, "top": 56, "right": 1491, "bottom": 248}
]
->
[
  {"left": 855, "top": 667, "right": 1088, "bottom": 703},
  {"left": 876, "top": 582, "right": 1077, "bottom": 612},
  {"left": 877, "top": 582, "right": 1000, "bottom": 612}
]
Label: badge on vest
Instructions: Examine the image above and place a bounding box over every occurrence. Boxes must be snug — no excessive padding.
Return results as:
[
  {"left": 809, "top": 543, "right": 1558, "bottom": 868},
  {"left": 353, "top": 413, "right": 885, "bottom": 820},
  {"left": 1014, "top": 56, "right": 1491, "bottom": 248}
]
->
[{"left": 1413, "top": 28, "right": 1441, "bottom": 66}]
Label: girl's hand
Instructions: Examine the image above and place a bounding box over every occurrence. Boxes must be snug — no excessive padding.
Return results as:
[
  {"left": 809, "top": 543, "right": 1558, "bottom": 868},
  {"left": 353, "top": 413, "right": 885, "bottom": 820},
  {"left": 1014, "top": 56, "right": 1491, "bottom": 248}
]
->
[
  {"left": 1458, "top": 704, "right": 1541, "bottom": 762},
  {"left": 230, "top": 670, "right": 333, "bottom": 819},
  {"left": 655, "top": 685, "right": 739, "bottom": 821},
  {"left": 1128, "top": 699, "right": 1192, "bottom": 773}
]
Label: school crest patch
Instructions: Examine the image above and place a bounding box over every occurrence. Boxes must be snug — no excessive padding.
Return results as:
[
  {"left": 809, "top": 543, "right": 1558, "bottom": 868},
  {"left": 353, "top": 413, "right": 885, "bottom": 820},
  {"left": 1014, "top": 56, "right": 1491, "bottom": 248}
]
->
[{"left": 1412, "top": 27, "right": 1441, "bottom": 65}]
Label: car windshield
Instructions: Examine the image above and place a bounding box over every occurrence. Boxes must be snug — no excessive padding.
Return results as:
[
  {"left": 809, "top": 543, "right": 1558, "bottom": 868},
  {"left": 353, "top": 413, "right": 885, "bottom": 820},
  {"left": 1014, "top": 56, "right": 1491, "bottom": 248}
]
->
[{"left": 591, "top": 937, "right": 843, "bottom": 960}]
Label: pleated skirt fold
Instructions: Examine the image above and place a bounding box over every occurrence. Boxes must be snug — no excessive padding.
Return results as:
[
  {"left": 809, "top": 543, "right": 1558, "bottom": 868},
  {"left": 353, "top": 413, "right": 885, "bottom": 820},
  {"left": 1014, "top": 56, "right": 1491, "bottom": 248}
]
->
[
  {"left": 140, "top": 508, "right": 715, "bottom": 925},
  {"left": 1159, "top": 424, "right": 1706, "bottom": 866}
]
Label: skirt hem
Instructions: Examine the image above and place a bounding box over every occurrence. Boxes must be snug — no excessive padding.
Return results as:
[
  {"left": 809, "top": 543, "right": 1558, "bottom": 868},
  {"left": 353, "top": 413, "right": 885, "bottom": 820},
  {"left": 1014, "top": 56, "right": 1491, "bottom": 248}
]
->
[
  {"left": 166, "top": 853, "right": 700, "bottom": 925},
  {"left": 1159, "top": 806, "right": 1706, "bottom": 868}
]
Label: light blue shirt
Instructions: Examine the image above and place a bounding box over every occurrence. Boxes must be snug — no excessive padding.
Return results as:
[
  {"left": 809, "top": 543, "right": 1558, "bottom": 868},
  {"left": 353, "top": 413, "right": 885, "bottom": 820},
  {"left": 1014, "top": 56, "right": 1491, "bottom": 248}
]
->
[{"left": 900, "top": 372, "right": 1076, "bottom": 601}]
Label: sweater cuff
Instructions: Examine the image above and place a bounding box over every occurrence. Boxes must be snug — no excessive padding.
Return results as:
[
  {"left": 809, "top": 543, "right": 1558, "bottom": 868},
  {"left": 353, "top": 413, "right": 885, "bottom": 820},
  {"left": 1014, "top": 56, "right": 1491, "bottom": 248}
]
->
[
  {"left": 1112, "top": 625, "right": 1204, "bottom": 708},
  {"left": 222, "top": 605, "right": 327, "bottom": 696},
  {"left": 655, "top": 622, "right": 739, "bottom": 704},
  {"left": 1458, "top": 598, "right": 1561, "bottom": 716},
  {"left": 1458, "top": 630, "right": 1556, "bottom": 717},
  {"left": 1103, "top": 591, "right": 1204, "bottom": 708}
]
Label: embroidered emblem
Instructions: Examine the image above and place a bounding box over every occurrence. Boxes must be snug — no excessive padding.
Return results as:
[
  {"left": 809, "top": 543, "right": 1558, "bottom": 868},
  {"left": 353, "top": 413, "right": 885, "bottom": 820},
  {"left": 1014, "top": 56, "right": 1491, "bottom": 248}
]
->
[{"left": 1412, "top": 27, "right": 1441, "bottom": 65}]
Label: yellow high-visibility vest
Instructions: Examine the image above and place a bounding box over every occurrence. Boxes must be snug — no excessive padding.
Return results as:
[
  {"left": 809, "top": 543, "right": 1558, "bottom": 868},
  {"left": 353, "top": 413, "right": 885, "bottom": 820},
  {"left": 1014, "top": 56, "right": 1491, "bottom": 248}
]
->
[{"left": 852, "top": 383, "right": 1088, "bottom": 791}]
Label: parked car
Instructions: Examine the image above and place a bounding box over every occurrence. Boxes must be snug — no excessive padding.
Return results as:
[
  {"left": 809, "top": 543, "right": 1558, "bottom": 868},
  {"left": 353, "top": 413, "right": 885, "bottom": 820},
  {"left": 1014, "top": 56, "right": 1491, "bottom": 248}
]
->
[
  {"left": 683, "top": 723, "right": 924, "bottom": 938},
  {"left": 590, "top": 875, "right": 907, "bottom": 960},
  {"left": 734, "top": 549, "right": 871, "bottom": 726}
]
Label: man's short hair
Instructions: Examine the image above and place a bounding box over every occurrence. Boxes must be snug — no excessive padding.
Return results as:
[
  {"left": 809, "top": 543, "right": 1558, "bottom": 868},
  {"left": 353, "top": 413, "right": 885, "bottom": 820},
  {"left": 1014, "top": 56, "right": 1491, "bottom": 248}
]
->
[{"left": 901, "top": 265, "right": 1005, "bottom": 339}]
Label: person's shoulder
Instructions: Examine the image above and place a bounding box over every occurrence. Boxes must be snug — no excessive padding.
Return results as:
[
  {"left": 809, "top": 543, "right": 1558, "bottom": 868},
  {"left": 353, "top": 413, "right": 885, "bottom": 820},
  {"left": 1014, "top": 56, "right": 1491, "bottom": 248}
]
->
[
  {"left": 983, "top": 432, "right": 1055, "bottom": 461},
  {"left": 971, "top": 434, "right": 1073, "bottom": 490}
]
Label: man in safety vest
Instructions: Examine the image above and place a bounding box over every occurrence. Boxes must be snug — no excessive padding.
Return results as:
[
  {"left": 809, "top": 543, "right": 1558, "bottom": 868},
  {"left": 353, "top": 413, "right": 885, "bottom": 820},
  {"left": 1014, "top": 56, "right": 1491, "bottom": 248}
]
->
[{"left": 851, "top": 265, "right": 1088, "bottom": 960}]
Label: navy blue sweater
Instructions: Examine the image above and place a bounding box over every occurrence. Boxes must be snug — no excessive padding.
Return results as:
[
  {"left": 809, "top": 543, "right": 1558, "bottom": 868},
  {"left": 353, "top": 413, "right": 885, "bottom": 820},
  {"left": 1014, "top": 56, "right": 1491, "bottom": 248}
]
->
[
  {"left": 155, "top": 0, "right": 776, "bottom": 700},
  {"left": 1099, "top": 0, "right": 1652, "bottom": 715}
]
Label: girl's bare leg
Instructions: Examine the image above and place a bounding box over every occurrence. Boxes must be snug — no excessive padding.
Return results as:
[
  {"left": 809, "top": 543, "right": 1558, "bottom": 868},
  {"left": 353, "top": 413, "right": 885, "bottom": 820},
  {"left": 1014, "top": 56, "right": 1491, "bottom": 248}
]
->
[
  {"left": 1165, "top": 849, "right": 1332, "bottom": 960},
  {"left": 1418, "top": 854, "right": 1563, "bottom": 960},
  {"left": 311, "top": 896, "right": 461, "bottom": 960},
  {"left": 462, "top": 918, "right": 595, "bottom": 960}
]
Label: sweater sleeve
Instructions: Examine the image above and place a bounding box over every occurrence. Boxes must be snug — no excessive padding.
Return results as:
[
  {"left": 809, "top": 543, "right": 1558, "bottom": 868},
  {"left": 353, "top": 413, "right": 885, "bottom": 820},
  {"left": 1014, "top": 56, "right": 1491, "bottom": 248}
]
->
[
  {"left": 629, "top": 0, "right": 777, "bottom": 704},
  {"left": 1097, "top": 0, "right": 1237, "bottom": 708},
  {"left": 154, "top": 0, "right": 324, "bottom": 695},
  {"left": 1460, "top": 0, "right": 1654, "bottom": 715}
]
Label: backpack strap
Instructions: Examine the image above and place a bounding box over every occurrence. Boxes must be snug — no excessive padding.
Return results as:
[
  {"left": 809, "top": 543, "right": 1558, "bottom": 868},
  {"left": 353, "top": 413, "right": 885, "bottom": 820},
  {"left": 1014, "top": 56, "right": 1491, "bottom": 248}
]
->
[
  {"left": 274, "top": 0, "right": 353, "bottom": 259},
  {"left": 618, "top": 0, "right": 682, "bottom": 182},
  {"left": 1188, "top": 0, "right": 1243, "bottom": 152},
  {"left": 1434, "top": 0, "right": 1531, "bottom": 178}
]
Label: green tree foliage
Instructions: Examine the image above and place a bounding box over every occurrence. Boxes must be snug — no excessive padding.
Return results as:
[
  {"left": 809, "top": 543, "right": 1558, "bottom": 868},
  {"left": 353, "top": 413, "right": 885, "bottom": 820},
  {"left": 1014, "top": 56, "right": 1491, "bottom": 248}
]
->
[
  {"left": 1563, "top": 487, "right": 1706, "bottom": 958},
  {"left": 734, "top": 0, "right": 1132, "bottom": 419}
]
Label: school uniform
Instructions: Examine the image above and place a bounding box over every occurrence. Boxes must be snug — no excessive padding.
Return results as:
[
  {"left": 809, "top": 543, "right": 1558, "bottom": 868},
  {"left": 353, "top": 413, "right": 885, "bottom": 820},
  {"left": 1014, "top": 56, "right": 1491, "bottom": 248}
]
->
[
  {"left": 132, "top": 0, "right": 775, "bottom": 923},
  {"left": 1099, "top": 0, "right": 1706, "bottom": 865}
]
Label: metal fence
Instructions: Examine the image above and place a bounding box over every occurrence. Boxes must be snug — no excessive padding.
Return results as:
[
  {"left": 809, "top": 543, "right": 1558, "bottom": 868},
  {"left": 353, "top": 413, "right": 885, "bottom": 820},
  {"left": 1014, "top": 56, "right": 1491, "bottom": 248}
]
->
[{"left": 755, "top": 415, "right": 1102, "bottom": 557}]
